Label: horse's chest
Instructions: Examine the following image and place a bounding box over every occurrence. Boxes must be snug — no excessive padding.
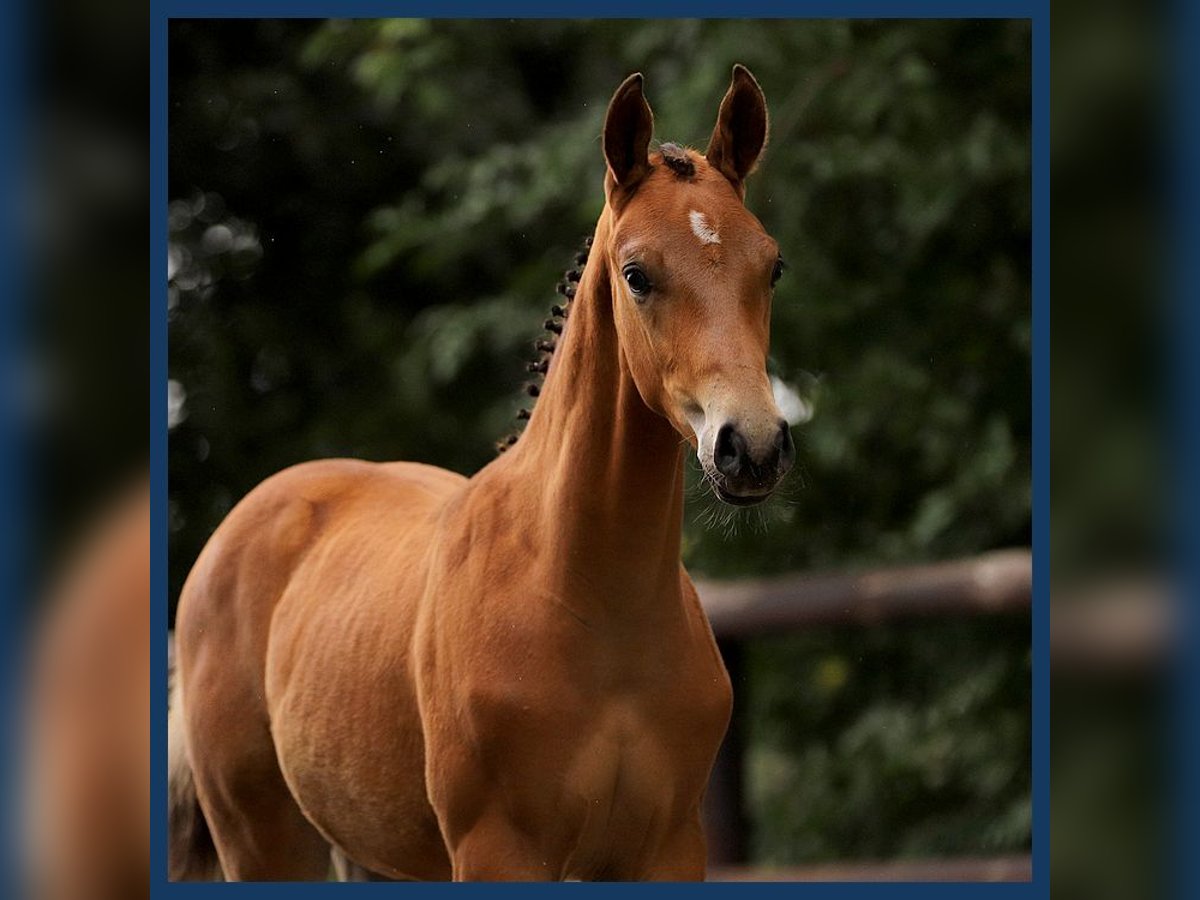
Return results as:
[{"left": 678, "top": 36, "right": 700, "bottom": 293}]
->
[
  {"left": 563, "top": 698, "right": 700, "bottom": 821},
  {"left": 458, "top": 643, "right": 730, "bottom": 873},
  {"left": 474, "top": 630, "right": 729, "bottom": 769}
]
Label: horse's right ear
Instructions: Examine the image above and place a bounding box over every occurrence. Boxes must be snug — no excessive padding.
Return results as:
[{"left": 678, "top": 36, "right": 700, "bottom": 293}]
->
[
  {"left": 706, "top": 64, "right": 768, "bottom": 195},
  {"left": 603, "top": 73, "right": 654, "bottom": 196}
]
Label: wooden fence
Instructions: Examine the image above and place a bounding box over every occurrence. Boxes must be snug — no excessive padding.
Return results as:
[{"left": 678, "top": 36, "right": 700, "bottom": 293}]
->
[{"left": 696, "top": 548, "right": 1034, "bottom": 882}]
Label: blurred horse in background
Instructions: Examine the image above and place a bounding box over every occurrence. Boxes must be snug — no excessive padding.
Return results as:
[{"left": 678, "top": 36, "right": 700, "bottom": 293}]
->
[
  {"left": 25, "top": 481, "right": 151, "bottom": 900},
  {"left": 170, "top": 65, "right": 792, "bottom": 881}
]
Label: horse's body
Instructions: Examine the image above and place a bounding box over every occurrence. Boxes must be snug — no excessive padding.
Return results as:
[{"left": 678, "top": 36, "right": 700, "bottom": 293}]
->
[{"left": 170, "top": 67, "right": 792, "bottom": 881}]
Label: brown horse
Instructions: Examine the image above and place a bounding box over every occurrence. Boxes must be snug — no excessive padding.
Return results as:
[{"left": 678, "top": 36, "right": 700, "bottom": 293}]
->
[
  {"left": 169, "top": 65, "right": 793, "bottom": 882},
  {"left": 27, "top": 481, "right": 151, "bottom": 900}
]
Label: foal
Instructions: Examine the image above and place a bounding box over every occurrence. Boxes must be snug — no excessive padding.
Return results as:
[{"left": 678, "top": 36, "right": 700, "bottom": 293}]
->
[{"left": 170, "top": 65, "right": 793, "bottom": 882}]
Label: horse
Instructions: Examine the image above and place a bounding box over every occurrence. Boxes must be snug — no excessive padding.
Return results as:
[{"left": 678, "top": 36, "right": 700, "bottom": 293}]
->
[
  {"left": 26, "top": 481, "right": 152, "bottom": 899},
  {"left": 169, "top": 64, "right": 794, "bottom": 882}
]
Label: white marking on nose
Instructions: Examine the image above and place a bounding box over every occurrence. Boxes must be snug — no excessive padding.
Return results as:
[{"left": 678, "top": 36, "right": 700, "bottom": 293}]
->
[{"left": 689, "top": 210, "right": 720, "bottom": 245}]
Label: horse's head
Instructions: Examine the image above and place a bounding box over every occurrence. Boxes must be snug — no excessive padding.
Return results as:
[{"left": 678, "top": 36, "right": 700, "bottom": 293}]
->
[{"left": 599, "top": 66, "right": 794, "bottom": 506}]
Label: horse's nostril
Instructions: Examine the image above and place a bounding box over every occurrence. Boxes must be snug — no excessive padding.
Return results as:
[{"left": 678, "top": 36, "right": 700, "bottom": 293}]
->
[{"left": 714, "top": 424, "right": 747, "bottom": 477}]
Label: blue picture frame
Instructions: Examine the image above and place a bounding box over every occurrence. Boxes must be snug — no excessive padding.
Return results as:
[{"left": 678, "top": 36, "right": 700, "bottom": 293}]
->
[{"left": 150, "top": 3, "right": 1051, "bottom": 896}]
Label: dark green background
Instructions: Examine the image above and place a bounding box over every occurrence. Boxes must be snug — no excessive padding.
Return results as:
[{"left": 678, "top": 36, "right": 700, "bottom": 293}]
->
[{"left": 168, "top": 19, "right": 1031, "bottom": 864}]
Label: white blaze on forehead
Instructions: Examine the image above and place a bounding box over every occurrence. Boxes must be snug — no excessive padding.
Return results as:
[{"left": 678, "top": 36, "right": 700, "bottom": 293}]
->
[{"left": 688, "top": 210, "right": 720, "bottom": 245}]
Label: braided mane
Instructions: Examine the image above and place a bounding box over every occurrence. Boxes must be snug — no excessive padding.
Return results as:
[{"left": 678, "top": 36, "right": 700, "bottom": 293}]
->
[
  {"left": 494, "top": 144, "right": 700, "bottom": 454},
  {"left": 495, "top": 234, "right": 592, "bottom": 454}
]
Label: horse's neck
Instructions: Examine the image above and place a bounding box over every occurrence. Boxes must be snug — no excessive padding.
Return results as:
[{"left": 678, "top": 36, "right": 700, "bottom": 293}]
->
[{"left": 508, "top": 213, "right": 687, "bottom": 608}]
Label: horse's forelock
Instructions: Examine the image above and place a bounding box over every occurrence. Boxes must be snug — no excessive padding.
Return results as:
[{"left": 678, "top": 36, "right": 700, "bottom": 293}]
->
[{"left": 657, "top": 142, "right": 696, "bottom": 179}]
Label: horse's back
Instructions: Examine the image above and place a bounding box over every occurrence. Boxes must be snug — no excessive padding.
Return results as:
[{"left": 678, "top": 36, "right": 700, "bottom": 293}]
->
[{"left": 176, "top": 457, "right": 463, "bottom": 676}]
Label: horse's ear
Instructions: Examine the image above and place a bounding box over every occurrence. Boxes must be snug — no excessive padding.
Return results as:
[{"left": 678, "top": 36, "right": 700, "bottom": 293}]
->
[
  {"left": 603, "top": 73, "right": 654, "bottom": 194},
  {"left": 705, "top": 64, "right": 769, "bottom": 193}
]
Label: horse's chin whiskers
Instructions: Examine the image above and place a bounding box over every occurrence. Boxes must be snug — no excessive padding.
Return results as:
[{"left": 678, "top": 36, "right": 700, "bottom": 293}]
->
[
  {"left": 683, "top": 458, "right": 799, "bottom": 538},
  {"left": 768, "top": 463, "right": 808, "bottom": 505}
]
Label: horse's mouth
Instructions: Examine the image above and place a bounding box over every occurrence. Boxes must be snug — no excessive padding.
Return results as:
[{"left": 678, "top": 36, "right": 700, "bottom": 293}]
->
[{"left": 715, "top": 485, "right": 772, "bottom": 507}]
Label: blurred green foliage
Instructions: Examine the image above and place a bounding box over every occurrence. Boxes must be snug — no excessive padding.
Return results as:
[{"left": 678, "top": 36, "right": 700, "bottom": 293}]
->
[
  {"left": 168, "top": 19, "right": 1030, "bottom": 864},
  {"left": 1049, "top": 2, "right": 1166, "bottom": 897},
  {"left": 746, "top": 617, "right": 1030, "bottom": 863}
]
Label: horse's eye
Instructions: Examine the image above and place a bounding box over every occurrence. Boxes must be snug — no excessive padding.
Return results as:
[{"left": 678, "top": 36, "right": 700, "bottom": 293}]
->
[
  {"left": 771, "top": 256, "right": 786, "bottom": 287},
  {"left": 623, "top": 265, "right": 652, "bottom": 300}
]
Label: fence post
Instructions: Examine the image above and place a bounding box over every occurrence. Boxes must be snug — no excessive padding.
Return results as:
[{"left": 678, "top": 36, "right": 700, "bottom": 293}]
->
[{"left": 704, "top": 639, "right": 748, "bottom": 867}]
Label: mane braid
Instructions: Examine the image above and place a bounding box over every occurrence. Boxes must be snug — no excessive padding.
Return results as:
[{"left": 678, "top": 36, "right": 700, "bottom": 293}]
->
[{"left": 494, "top": 234, "right": 593, "bottom": 455}]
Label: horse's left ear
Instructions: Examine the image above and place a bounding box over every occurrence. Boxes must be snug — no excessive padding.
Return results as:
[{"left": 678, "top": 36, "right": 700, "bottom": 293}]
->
[
  {"left": 603, "top": 72, "right": 655, "bottom": 197},
  {"left": 705, "top": 64, "right": 769, "bottom": 194}
]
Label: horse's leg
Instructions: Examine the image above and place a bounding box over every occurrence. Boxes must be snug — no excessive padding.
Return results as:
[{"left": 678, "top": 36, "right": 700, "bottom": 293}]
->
[
  {"left": 634, "top": 819, "right": 708, "bottom": 882},
  {"left": 186, "top": 679, "right": 331, "bottom": 881},
  {"left": 330, "top": 848, "right": 403, "bottom": 882},
  {"left": 448, "top": 814, "right": 558, "bottom": 882}
]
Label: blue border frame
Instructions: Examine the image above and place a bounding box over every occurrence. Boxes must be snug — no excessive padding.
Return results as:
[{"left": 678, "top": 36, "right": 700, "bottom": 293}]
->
[
  {"left": 0, "top": 0, "right": 28, "bottom": 894},
  {"left": 150, "top": 3, "right": 1048, "bottom": 895},
  {"left": 151, "top": 5, "right": 170, "bottom": 891}
]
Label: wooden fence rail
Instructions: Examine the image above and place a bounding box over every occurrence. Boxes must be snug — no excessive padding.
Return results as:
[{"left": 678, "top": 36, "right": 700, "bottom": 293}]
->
[
  {"left": 708, "top": 854, "right": 1033, "bottom": 883},
  {"left": 695, "top": 548, "right": 1032, "bottom": 637},
  {"left": 697, "top": 548, "right": 1033, "bottom": 878}
]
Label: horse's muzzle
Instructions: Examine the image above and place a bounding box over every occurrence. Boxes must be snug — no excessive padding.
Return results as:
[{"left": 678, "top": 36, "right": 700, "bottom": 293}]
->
[{"left": 711, "top": 420, "right": 794, "bottom": 503}]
